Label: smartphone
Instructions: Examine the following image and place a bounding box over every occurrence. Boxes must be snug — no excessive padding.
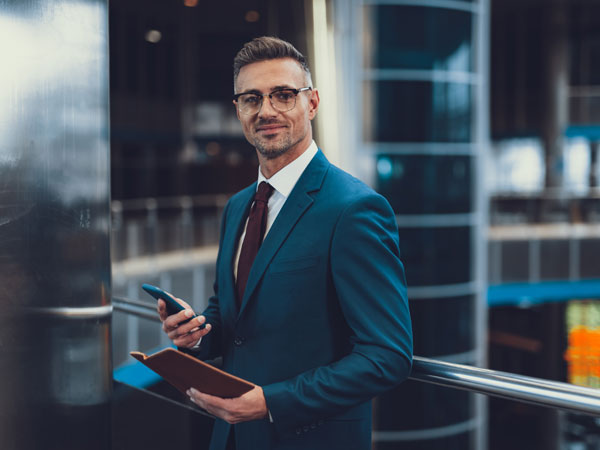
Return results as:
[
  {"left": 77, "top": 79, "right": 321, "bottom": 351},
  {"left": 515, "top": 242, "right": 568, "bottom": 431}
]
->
[{"left": 141, "top": 283, "right": 200, "bottom": 327}]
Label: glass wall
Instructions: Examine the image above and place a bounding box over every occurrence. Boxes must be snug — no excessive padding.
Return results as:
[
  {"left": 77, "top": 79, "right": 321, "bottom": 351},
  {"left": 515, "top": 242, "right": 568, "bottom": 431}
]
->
[{"left": 336, "top": 1, "right": 489, "bottom": 448}]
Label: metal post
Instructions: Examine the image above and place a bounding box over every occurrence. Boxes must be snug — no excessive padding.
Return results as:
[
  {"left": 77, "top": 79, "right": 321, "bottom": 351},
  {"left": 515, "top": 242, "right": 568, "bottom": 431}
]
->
[
  {"left": 590, "top": 141, "right": 599, "bottom": 189},
  {"left": 0, "top": 1, "right": 111, "bottom": 448},
  {"left": 542, "top": 0, "right": 569, "bottom": 190},
  {"left": 146, "top": 198, "right": 159, "bottom": 255}
]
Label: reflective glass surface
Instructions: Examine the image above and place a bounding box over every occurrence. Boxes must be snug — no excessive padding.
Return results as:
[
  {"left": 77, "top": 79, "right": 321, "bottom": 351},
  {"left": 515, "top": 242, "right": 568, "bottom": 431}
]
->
[
  {"left": 399, "top": 226, "right": 472, "bottom": 286},
  {"left": 364, "top": 81, "right": 472, "bottom": 142},
  {"left": 377, "top": 154, "right": 473, "bottom": 214},
  {"left": 364, "top": 5, "right": 473, "bottom": 71}
]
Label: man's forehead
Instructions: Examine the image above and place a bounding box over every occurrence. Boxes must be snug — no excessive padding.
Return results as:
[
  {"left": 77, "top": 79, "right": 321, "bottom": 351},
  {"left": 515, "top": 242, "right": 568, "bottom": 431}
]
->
[{"left": 235, "top": 58, "right": 306, "bottom": 92}]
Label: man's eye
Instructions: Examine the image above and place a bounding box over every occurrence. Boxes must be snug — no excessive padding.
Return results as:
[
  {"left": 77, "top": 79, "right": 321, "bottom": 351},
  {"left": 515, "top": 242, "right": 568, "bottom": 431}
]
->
[
  {"left": 273, "top": 91, "right": 294, "bottom": 102},
  {"left": 242, "top": 95, "right": 261, "bottom": 105}
]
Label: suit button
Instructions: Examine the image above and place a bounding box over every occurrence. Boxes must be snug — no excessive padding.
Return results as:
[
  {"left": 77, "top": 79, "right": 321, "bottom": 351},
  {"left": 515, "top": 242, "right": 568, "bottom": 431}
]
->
[
  {"left": 303, "top": 425, "right": 309, "bottom": 432},
  {"left": 295, "top": 427, "right": 302, "bottom": 435},
  {"left": 234, "top": 337, "right": 244, "bottom": 346}
]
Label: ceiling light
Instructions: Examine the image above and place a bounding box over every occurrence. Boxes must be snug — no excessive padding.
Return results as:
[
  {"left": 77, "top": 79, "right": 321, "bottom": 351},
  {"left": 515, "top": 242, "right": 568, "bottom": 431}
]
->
[
  {"left": 245, "top": 10, "right": 260, "bottom": 23},
  {"left": 144, "top": 30, "right": 162, "bottom": 44}
]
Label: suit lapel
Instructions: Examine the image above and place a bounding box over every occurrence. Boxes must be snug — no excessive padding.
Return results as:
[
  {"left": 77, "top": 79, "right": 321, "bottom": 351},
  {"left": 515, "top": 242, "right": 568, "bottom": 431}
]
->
[
  {"left": 220, "top": 183, "right": 256, "bottom": 323},
  {"left": 238, "top": 151, "right": 330, "bottom": 318}
]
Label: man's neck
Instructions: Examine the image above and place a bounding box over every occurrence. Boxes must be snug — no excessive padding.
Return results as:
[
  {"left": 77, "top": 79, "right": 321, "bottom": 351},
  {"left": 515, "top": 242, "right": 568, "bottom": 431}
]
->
[{"left": 258, "top": 138, "right": 312, "bottom": 179}]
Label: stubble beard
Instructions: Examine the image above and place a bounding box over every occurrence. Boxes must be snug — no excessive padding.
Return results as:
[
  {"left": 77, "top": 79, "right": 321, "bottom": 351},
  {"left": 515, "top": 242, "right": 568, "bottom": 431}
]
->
[{"left": 252, "top": 130, "right": 306, "bottom": 161}]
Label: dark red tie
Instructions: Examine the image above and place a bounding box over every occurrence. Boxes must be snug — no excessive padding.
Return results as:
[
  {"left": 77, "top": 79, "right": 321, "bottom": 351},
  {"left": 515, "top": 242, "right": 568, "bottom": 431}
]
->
[{"left": 236, "top": 181, "right": 274, "bottom": 307}]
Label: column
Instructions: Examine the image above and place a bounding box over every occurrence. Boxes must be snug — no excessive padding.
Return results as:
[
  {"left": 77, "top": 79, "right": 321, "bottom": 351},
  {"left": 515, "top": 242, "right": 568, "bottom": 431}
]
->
[{"left": 0, "top": 1, "right": 112, "bottom": 448}]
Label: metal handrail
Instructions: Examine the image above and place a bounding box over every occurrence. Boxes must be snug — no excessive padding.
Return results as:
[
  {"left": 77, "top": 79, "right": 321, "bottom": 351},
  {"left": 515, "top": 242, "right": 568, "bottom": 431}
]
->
[
  {"left": 113, "top": 296, "right": 600, "bottom": 417},
  {"left": 411, "top": 357, "right": 600, "bottom": 416},
  {"left": 112, "top": 194, "right": 230, "bottom": 213},
  {"left": 113, "top": 297, "right": 159, "bottom": 322}
]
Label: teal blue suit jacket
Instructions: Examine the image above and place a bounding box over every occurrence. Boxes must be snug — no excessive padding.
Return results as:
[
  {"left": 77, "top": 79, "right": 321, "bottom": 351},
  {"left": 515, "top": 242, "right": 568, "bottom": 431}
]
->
[{"left": 196, "top": 150, "right": 412, "bottom": 450}]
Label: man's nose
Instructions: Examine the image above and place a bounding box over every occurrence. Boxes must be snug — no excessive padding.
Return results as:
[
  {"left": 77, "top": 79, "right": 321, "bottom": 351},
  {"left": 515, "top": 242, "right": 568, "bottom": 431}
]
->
[{"left": 258, "top": 96, "right": 278, "bottom": 118}]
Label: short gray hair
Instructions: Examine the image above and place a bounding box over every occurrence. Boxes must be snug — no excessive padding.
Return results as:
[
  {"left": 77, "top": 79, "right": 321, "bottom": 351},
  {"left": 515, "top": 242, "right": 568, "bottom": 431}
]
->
[{"left": 233, "top": 36, "right": 313, "bottom": 91}]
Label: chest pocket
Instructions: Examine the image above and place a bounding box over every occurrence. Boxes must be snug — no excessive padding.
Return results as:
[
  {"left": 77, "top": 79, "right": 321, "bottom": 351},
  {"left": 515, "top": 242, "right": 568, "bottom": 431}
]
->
[{"left": 269, "top": 255, "right": 320, "bottom": 274}]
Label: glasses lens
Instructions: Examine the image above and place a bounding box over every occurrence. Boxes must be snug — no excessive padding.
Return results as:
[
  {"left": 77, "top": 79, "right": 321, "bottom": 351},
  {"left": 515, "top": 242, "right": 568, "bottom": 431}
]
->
[
  {"left": 238, "top": 94, "right": 262, "bottom": 114},
  {"left": 270, "top": 89, "right": 296, "bottom": 112}
]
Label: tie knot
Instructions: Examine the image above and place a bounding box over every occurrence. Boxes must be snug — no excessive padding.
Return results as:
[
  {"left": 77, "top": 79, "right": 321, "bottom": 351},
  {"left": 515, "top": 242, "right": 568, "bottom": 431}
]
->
[{"left": 255, "top": 182, "right": 274, "bottom": 203}]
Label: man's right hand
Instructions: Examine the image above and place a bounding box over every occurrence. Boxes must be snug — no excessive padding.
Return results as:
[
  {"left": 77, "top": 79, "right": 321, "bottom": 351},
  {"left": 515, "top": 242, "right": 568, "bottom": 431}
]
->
[{"left": 157, "top": 297, "right": 212, "bottom": 348}]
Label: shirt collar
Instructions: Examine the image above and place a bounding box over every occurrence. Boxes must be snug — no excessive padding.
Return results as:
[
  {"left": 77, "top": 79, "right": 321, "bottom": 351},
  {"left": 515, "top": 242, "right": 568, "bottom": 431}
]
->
[{"left": 257, "top": 140, "right": 318, "bottom": 198}]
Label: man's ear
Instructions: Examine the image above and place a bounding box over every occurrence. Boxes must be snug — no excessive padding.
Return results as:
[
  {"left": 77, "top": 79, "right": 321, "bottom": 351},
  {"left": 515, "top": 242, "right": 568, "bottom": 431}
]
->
[
  {"left": 233, "top": 100, "right": 241, "bottom": 120},
  {"left": 308, "top": 89, "right": 320, "bottom": 120}
]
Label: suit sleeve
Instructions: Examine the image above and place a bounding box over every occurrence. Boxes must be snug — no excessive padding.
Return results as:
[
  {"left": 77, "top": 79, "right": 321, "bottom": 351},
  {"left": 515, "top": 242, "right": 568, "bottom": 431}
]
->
[{"left": 262, "top": 192, "right": 413, "bottom": 432}]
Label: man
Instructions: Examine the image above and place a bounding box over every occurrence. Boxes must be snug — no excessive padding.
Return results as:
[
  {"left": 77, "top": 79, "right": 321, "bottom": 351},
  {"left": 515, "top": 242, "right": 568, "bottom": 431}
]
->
[{"left": 157, "top": 36, "right": 412, "bottom": 450}]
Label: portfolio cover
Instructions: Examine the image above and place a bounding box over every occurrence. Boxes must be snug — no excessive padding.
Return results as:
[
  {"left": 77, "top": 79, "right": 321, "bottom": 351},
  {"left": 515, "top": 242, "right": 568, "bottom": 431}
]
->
[{"left": 131, "top": 348, "right": 254, "bottom": 398}]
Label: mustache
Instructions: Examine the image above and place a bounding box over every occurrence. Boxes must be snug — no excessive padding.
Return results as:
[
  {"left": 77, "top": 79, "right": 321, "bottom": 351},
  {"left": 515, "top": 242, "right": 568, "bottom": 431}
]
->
[{"left": 255, "top": 119, "right": 285, "bottom": 127}]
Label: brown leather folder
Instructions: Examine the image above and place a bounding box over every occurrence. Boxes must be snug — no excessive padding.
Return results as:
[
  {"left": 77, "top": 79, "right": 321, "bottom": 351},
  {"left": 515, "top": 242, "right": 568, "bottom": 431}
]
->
[{"left": 130, "top": 348, "right": 254, "bottom": 398}]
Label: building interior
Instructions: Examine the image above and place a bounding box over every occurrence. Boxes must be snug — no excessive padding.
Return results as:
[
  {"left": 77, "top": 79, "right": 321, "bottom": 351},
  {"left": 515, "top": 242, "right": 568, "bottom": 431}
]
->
[{"left": 1, "top": 0, "right": 600, "bottom": 449}]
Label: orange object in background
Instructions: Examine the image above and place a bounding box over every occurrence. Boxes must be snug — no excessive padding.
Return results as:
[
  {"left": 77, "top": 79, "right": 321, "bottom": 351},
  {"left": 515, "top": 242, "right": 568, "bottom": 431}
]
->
[{"left": 564, "top": 300, "right": 600, "bottom": 388}]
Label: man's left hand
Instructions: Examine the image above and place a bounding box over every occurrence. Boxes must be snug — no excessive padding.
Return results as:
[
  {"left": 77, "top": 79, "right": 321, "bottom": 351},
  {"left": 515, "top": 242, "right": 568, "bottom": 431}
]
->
[{"left": 186, "top": 385, "right": 268, "bottom": 424}]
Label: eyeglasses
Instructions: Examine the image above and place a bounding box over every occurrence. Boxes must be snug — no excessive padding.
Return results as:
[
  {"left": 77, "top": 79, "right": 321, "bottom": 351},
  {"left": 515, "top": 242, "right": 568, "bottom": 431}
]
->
[{"left": 233, "top": 87, "right": 312, "bottom": 115}]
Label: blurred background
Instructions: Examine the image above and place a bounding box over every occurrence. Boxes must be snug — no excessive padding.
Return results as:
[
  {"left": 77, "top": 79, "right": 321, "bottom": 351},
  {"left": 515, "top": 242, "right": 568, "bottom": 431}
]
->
[
  {"left": 2, "top": 0, "right": 600, "bottom": 449},
  {"left": 108, "top": 0, "right": 600, "bottom": 448}
]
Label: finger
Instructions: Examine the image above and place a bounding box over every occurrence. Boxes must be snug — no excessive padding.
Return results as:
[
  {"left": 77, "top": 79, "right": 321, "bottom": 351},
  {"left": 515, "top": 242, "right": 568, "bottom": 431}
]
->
[
  {"left": 189, "top": 397, "right": 229, "bottom": 421},
  {"left": 186, "top": 389, "right": 211, "bottom": 409},
  {"left": 187, "top": 389, "right": 239, "bottom": 423},
  {"left": 167, "top": 322, "right": 191, "bottom": 340},
  {"left": 167, "top": 327, "right": 183, "bottom": 341},
  {"left": 173, "top": 296, "right": 192, "bottom": 310},
  {"left": 195, "top": 322, "right": 212, "bottom": 337},
  {"left": 173, "top": 324, "right": 211, "bottom": 347},
  {"left": 187, "top": 389, "right": 221, "bottom": 411},
  {"left": 165, "top": 315, "right": 190, "bottom": 339},
  {"left": 177, "top": 315, "right": 207, "bottom": 335},
  {"left": 173, "top": 322, "right": 211, "bottom": 343},
  {"left": 157, "top": 300, "right": 168, "bottom": 322},
  {"left": 163, "top": 319, "right": 179, "bottom": 335},
  {"left": 163, "top": 309, "right": 194, "bottom": 331},
  {"left": 173, "top": 335, "right": 200, "bottom": 348},
  {"left": 190, "top": 388, "right": 229, "bottom": 408}
]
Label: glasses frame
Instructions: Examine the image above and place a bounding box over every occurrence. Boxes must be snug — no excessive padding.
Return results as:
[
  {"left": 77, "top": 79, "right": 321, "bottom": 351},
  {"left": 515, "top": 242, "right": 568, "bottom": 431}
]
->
[{"left": 233, "top": 87, "right": 312, "bottom": 115}]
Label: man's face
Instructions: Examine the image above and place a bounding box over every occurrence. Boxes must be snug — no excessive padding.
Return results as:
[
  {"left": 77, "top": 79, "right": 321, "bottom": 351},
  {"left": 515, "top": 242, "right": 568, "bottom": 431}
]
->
[{"left": 234, "top": 58, "right": 319, "bottom": 160}]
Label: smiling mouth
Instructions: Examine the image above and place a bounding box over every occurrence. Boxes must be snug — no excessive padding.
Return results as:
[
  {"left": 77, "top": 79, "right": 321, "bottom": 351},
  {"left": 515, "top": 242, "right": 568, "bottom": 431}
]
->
[{"left": 256, "top": 124, "right": 286, "bottom": 133}]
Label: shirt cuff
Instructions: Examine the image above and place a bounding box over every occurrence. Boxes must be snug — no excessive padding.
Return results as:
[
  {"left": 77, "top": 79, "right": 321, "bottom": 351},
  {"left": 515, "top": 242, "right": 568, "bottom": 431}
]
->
[{"left": 191, "top": 336, "right": 202, "bottom": 349}]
